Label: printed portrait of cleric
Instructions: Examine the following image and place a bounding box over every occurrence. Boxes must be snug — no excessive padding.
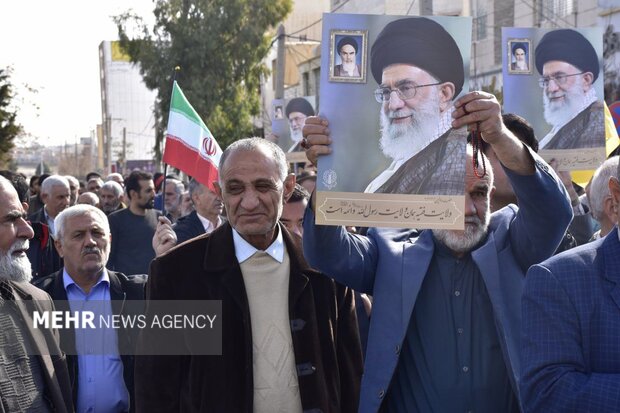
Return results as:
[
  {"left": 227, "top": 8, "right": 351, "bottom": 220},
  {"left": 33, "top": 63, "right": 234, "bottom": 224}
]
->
[
  {"left": 333, "top": 35, "right": 362, "bottom": 78},
  {"left": 363, "top": 16, "right": 467, "bottom": 195},
  {"left": 285, "top": 97, "right": 315, "bottom": 152},
  {"left": 535, "top": 29, "right": 604, "bottom": 150},
  {"left": 508, "top": 40, "right": 530, "bottom": 73}
]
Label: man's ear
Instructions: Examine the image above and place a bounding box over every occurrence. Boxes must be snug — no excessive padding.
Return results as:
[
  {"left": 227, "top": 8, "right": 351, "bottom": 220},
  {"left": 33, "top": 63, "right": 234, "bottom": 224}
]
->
[
  {"left": 214, "top": 182, "right": 223, "bottom": 198},
  {"left": 608, "top": 176, "right": 620, "bottom": 212},
  {"left": 582, "top": 72, "right": 594, "bottom": 90},
  {"left": 54, "top": 238, "right": 65, "bottom": 258},
  {"left": 283, "top": 174, "right": 296, "bottom": 202},
  {"left": 439, "top": 82, "right": 456, "bottom": 112}
]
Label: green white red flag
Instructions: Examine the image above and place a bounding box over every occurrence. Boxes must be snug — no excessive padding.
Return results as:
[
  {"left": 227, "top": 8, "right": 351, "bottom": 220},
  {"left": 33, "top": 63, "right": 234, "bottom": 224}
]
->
[{"left": 163, "top": 81, "right": 222, "bottom": 190}]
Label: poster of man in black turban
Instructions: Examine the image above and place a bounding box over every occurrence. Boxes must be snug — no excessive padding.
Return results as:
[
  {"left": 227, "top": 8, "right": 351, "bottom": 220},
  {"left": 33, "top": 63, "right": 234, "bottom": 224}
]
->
[
  {"left": 503, "top": 27, "right": 605, "bottom": 171},
  {"left": 268, "top": 96, "right": 316, "bottom": 161},
  {"left": 314, "top": 14, "right": 472, "bottom": 229},
  {"left": 330, "top": 30, "right": 367, "bottom": 83}
]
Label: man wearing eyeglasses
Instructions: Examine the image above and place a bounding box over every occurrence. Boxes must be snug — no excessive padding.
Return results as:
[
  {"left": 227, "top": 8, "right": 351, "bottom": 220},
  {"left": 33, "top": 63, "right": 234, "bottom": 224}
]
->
[
  {"left": 359, "top": 17, "right": 467, "bottom": 194},
  {"left": 535, "top": 29, "right": 604, "bottom": 150}
]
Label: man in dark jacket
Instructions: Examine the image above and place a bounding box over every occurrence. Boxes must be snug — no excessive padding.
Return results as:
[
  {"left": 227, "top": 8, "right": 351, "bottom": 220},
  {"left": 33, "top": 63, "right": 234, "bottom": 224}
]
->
[
  {"left": 35, "top": 204, "right": 146, "bottom": 412},
  {"left": 173, "top": 178, "right": 223, "bottom": 244},
  {"left": 135, "top": 138, "right": 362, "bottom": 412}
]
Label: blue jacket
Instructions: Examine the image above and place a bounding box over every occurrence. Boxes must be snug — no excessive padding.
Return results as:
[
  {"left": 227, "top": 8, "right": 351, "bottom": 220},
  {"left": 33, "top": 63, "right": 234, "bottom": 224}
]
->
[
  {"left": 521, "top": 228, "right": 620, "bottom": 412},
  {"left": 303, "top": 155, "right": 572, "bottom": 413}
]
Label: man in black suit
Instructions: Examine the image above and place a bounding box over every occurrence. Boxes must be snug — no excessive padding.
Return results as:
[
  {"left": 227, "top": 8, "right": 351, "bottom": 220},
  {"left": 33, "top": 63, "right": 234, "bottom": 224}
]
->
[
  {"left": 173, "top": 178, "right": 223, "bottom": 244},
  {"left": 35, "top": 204, "right": 146, "bottom": 412},
  {"left": 0, "top": 175, "right": 73, "bottom": 412}
]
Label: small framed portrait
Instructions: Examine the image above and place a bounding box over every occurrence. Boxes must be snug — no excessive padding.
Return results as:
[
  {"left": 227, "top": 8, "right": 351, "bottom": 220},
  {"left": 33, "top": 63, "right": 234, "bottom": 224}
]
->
[
  {"left": 273, "top": 105, "right": 284, "bottom": 119},
  {"left": 507, "top": 38, "right": 532, "bottom": 74},
  {"left": 329, "top": 29, "right": 368, "bottom": 83}
]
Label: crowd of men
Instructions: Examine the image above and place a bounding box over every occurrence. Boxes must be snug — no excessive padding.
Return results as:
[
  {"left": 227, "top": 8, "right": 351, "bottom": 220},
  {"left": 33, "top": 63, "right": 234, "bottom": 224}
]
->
[{"left": 1, "top": 16, "right": 620, "bottom": 413}]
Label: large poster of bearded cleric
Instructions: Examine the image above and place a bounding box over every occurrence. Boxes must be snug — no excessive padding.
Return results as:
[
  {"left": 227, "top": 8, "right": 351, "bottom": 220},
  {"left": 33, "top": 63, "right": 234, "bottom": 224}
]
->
[
  {"left": 270, "top": 96, "right": 316, "bottom": 163},
  {"left": 315, "top": 14, "right": 471, "bottom": 229},
  {"left": 503, "top": 27, "right": 605, "bottom": 171}
]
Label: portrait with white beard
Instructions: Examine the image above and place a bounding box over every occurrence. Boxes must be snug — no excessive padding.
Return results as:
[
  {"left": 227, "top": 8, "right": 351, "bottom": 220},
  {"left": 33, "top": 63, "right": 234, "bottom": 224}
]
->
[
  {"left": 502, "top": 27, "right": 605, "bottom": 172},
  {"left": 314, "top": 14, "right": 472, "bottom": 230},
  {"left": 330, "top": 31, "right": 366, "bottom": 82},
  {"left": 270, "top": 96, "right": 316, "bottom": 159}
]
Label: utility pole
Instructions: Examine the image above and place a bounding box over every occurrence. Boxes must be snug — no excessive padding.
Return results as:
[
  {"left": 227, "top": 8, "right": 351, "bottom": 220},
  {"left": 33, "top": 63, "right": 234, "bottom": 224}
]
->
[
  {"left": 106, "top": 117, "right": 112, "bottom": 173},
  {"left": 420, "top": 0, "right": 433, "bottom": 16},
  {"left": 122, "top": 127, "right": 127, "bottom": 174},
  {"left": 275, "top": 24, "right": 286, "bottom": 99}
]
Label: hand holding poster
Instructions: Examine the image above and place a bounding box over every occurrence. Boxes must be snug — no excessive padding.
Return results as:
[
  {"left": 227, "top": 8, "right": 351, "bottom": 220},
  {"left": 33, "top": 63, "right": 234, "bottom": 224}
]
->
[{"left": 315, "top": 14, "right": 472, "bottom": 229}]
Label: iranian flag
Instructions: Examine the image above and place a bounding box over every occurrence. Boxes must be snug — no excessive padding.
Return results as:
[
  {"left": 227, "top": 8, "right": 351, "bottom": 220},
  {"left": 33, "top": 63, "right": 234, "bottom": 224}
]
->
[{"left": 163, "top": 81, "right": 222, "bottom": 190}]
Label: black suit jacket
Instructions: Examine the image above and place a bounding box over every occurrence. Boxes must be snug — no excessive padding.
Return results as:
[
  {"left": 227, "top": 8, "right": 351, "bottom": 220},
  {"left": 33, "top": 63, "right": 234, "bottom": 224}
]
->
[
  {"left": 172, "top": 211, "right": 205, "bottom": 244},
  {"left": 10, "top": 281, "right": 74, "bottom": 413},
  {"left": 34, "top": 270, "right": 147, "bottom": 412},
  {"left": 135, "top": 222, "right": 363, "bottom": 412},
  {"left": 28, "top": 207, "right": 47, "bottom": 226}
]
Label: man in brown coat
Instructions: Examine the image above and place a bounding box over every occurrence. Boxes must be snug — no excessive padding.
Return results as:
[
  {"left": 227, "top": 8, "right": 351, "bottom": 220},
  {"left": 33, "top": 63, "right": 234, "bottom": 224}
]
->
[
  {"left": 135, "top": 138, "right": 362, "bottom": 412},
  {"left": 0, "top": 175, "right": 73, "bottom": 412}
]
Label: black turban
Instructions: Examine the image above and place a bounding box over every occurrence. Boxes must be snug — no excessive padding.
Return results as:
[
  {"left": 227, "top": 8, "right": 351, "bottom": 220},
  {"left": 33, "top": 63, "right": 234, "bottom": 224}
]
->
[
  {"left": 511, "top": 42, "right": 527, "bottom": 55},
  {"left": 337, "top": 36, "right": 358, "bottom": 54},
  {"left": 285, "top": 98, "right": 314, "bottom": 117},
  {"left": 370, "top": 17, "right": 464, "bottom": 97},
  {"left": 535, "top": 29, "right": 599, "bottom": 82}
]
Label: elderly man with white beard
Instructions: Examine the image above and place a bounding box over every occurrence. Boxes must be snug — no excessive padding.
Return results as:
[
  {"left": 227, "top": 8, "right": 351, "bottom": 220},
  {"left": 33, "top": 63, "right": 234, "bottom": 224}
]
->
[
  {"left": 0, "top": 176, "right": 74, "bottom": 412},
  {"left": 535, "top": 29, "right": 604, "bottom": 150},
  {"left": 355, "top": 17, "right": 468, "bottom": 195},
  {"left": 302, "top": 86, "right": 573, "bottom": 411}
]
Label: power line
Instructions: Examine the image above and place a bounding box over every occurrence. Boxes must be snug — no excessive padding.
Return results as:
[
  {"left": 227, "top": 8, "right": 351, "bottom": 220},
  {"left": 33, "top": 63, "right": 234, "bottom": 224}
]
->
[
  {"left": 288, "top": 0, "right": 352, "bottom": 37},
  {"left": 406, "top": 0, "right": 417, "bottom": 15}
]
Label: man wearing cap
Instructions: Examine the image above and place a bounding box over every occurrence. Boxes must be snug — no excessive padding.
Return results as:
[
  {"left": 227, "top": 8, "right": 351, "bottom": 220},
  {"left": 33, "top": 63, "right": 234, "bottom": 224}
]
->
[
  {"left": 535, "top": 29, "right": 604, "bottom": 150},
  {"left": 352, "top": 17, "right": 468, "bottom": 194},
  {"left": 286, "top": 97, "right": 315, "bottom": 152},
  {"left": 334, "top": 36, "right": 361, "bottom": 77},
  {"left": 510, "top": 42, "right": 528, "bottom": 71}
]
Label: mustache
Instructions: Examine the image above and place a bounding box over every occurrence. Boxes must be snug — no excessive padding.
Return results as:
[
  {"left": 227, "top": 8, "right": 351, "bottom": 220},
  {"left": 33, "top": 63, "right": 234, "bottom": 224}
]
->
[
  {"left": 9, "top": 239, "right": 29, "bottom": 253},
  {"left": 82, "top": 246, "right": 101, "bottom": 256},
  {"left": 387, "top": 110, "right": 415, "bottom": 120}
]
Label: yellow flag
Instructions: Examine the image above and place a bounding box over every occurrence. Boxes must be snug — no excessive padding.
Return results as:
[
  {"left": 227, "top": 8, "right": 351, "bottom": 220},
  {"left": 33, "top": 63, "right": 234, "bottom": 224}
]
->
[{"left": 570, "top": 102, "right": 620, "bottom": 187}]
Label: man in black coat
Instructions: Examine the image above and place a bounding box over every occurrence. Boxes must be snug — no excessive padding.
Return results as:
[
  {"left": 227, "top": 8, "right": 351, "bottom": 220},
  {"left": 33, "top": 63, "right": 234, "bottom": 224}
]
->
[
  {"left": 35, "top": 204, "right": 146, "bottom": 413},
  {"left": 173, "top": 178, "right": 223, "bottom": 244},
  {"left": 136, "top": 138, "right": 362, "bottom": 412}
]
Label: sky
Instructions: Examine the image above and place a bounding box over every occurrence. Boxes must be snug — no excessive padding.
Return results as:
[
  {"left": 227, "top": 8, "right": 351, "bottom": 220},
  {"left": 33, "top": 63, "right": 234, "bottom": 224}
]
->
[{"left": 0, "top": 0, "right": 155, "bottom": 147}]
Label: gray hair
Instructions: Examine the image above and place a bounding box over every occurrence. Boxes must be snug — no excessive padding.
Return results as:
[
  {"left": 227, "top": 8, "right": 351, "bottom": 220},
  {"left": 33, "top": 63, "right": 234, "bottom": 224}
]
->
[
  {"left": 64, "top": 175, "right": 79, "bottom": 188},
  {"left": 218, "top": 137, "right": 288, "bottom": 184},
  {"left": 590, "top": 156, "right": 619, "bottom": 221},
  {"left": 41, "top": 175, "right": 70, "bottom": 195},
  {"left": 188, "top": 178, "right": 204, "bottom": 199},
  {"left": 54, "top": 204, "right": 110, "bottom": 241},
  {"left": 106, "top": 172, "right": 124, "bottom": 182},
  {"left": 77, "top": 192, "right": 99, "bottom": 206},
  {"left": 101, "top": 181, "right": 123, "bottom": 197},
  {"left": 166, "top": 179, "right": 184, "bottom": 195}
]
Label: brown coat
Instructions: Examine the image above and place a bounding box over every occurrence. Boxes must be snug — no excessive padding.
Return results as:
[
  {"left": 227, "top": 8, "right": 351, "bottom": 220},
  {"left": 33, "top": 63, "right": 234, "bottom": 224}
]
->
[
  {"left": 134, "top": 223, "right": 363, "bottom": 412},
  {"left": 10, "top": 281, "right": 74, "bottom": 413}
]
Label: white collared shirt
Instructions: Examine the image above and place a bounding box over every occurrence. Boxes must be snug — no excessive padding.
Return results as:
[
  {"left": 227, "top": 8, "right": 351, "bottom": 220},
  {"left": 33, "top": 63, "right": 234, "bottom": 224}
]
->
[
  {"left": 43, "top": 207, "right": 55, "bottom": 236},
  {"left": 196, "top": 213, "right": 221, "bottom": 235},
  {"left": 232, "top": 226, "right": 284, "bottom": 264}
]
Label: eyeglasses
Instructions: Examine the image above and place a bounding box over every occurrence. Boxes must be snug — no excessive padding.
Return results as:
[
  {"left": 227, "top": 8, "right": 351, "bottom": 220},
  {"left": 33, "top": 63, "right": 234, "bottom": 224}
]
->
[
  {"left": 373, "top": 82, "right": 441, "bottom": 103},
  {"left": 288, "top": 115, "right": 306, "bottom": 125},
  {"left": 538, "top": 72, "right": 584, "bottom": 89}
]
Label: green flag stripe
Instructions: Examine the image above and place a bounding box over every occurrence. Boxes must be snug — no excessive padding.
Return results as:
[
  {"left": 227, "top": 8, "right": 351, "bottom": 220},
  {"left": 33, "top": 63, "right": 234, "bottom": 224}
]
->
[{"left": 170, "top": 82, "right": 209, "bottom": 131}]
